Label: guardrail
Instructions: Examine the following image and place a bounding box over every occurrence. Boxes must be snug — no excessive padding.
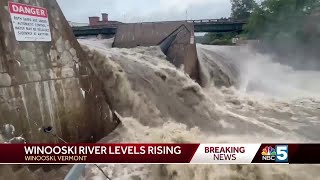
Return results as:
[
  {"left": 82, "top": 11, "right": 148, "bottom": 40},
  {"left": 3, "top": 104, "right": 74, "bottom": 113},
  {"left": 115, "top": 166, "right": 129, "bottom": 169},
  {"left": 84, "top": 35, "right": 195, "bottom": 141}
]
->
[
  {"left": 72, "top": 25, "right": 118, "bottom": 30},
  {"left": 187, "top": 19, "right": 248, "bottom": 24}
]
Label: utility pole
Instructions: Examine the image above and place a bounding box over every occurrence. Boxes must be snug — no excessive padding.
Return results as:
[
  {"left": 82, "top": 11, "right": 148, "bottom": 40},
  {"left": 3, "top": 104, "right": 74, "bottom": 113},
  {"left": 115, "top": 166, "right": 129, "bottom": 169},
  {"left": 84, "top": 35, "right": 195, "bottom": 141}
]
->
[
  {"left": 123, "top": 13, "right": 126, "bottom": 23},
  {"left": 186, "top": 10, "right": 188, "bottom": 21}
]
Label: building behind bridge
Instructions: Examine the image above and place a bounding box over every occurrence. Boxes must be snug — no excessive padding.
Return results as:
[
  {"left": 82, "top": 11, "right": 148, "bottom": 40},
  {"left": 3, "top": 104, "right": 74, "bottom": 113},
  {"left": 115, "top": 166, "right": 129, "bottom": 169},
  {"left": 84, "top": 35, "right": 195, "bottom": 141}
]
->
[
  {"left": 68, "top": 13, "right": 123, "bottom": 27},
  {"left": 89, "top": 13, "right": 122, "bottom": 26}
]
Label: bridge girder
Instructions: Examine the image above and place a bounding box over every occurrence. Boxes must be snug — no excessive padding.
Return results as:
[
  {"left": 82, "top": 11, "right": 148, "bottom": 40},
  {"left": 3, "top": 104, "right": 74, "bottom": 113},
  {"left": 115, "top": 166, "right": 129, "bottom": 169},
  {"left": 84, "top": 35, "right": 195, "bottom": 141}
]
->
[
  {"left": 72, "top": 27, "right": 117, "bottom": 37},
  {"left": 194, "top": 23, "right": 245, "bottom": 33},
  {"left": 71, "top": 20, "right": 247, "bottom": 36}
]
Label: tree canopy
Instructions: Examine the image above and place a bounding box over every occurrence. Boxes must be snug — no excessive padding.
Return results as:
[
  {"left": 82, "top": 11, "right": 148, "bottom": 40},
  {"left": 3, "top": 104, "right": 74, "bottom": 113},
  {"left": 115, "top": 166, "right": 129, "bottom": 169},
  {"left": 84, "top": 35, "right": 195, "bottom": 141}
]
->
[
  {"left": 202, "top": 0, "right": 320, "bottom": 49},
  {"left": 245, "top": 0, "right": 320, "bottom": 40},
  {"left": 231, "top": 0, "right": 257, "bottom": 20},
  {"left": 243, "top": 0, "right": 320, "bottom": 69},
  {"left": 202, "top": 32, "right": 237, "bottom": 45}
]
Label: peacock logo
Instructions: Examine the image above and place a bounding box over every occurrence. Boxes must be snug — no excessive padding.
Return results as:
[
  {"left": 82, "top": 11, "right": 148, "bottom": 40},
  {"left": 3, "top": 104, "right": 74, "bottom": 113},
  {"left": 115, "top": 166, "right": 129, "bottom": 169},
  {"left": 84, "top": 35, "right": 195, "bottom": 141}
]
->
[{"left": 261, "top": 146, "right": 276, "bottom": 156}]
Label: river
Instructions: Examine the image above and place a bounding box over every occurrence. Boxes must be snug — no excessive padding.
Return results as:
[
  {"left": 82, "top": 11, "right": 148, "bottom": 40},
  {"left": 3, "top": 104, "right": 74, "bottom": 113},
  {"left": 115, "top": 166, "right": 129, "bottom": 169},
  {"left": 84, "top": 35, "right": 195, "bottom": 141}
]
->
[{"left": 78, "top": 38, "right": 320, "bottom": 180}]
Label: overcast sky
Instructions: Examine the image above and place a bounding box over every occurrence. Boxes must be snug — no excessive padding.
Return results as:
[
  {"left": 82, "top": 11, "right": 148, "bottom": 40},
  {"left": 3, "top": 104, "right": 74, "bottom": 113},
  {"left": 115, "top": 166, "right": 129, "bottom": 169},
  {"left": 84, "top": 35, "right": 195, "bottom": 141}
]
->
[{"left": 57, "top": 0, "right": 231, "bottom": 23}]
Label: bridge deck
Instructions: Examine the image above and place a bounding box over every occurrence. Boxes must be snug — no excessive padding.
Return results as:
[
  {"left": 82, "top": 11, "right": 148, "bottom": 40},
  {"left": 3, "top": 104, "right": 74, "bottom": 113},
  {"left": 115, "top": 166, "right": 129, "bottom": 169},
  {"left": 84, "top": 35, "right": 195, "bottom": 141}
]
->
[{"left": 72, "top": 19, "right": 248, "bottom": 36}]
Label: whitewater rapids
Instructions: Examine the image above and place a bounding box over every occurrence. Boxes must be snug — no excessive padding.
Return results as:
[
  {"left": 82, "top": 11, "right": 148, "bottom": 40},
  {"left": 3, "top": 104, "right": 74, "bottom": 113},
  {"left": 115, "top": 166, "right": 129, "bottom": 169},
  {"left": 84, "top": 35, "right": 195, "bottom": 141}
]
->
[{"left": 78, "top": 38, "right": 320, "bottom": 180}]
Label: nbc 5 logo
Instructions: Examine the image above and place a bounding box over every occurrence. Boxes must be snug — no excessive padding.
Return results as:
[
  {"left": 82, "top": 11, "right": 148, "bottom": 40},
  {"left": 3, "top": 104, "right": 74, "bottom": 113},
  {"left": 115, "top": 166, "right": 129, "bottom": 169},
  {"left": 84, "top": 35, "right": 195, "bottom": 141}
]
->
[{"left": 275, "top": 145, "right": 288, "bottom": 163}]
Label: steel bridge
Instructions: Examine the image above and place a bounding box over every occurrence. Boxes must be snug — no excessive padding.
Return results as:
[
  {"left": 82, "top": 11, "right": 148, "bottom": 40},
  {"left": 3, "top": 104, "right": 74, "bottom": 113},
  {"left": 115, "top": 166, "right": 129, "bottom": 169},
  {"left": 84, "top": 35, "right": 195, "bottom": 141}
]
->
[{"left": 72, "top": 19, "right": 247, "bottom": 37}]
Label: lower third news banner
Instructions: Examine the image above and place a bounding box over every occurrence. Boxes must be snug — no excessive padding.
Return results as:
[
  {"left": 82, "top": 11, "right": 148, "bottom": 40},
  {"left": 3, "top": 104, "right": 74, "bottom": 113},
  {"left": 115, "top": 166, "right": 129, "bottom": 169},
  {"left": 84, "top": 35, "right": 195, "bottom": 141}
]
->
[{"left": 0, "top": 144, "right": 319, "bottom": 164}]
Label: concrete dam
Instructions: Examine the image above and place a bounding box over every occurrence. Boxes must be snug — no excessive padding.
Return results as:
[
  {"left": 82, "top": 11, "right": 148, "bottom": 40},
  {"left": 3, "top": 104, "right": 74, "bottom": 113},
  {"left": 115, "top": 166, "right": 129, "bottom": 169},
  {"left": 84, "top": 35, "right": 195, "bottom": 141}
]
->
[
  {"left": 0, "top": 0, "right": 232, "bottom": 151},
  {"left": 112, "top": 22, "right": 238, "bottom": 87},
  {"left": 113, "top": 22, "right": 201, "bottom": 84}
]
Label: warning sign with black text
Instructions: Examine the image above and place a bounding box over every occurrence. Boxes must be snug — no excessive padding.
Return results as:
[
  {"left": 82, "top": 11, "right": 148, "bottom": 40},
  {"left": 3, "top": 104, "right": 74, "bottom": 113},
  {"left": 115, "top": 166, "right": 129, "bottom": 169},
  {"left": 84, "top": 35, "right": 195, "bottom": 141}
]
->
[{"left": 9, "top": 2, "right": 52, "bottom": 42}]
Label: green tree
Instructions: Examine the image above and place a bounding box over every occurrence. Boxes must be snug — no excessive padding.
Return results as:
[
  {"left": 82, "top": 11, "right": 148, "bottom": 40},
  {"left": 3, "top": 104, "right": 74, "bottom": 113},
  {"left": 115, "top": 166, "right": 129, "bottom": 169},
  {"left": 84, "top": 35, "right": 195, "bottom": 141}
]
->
[
  {"left": 245, "top": 0, "right": 320, "bottom": 39},
  {"left": 244, "top": 0, "right": 320, "bottom": 69},
  {"left": 231, "top": 0, "right": 257, "bottom": 20},
  {"left": 202, "top": 32, "right": 237, "bottom": 45}
]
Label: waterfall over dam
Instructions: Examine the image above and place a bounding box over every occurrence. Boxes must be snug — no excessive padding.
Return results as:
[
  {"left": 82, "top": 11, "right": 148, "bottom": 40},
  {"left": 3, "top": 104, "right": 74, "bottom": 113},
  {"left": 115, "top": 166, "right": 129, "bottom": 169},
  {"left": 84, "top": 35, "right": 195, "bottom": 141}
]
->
[
  {"left": 79, "top": 38, "right": 320, "bottom": 180},
  {"left": 0, "top": 0, "right": 319, "bottom": 178}
]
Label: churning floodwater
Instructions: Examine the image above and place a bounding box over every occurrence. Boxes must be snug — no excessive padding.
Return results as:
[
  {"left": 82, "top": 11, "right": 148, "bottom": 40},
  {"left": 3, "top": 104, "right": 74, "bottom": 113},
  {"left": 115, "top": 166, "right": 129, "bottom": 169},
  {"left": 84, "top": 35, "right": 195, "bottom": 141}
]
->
[{"left": 78, "top": 38, "right": 320, "bottom": 180}]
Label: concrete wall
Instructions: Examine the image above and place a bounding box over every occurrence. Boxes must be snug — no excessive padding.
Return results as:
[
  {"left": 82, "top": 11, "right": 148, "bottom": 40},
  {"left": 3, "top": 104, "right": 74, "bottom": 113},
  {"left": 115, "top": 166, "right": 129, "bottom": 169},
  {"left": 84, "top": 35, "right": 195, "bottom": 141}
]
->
[
  {"left": 0, "top": 0, "right": 118, "bottom": 144},
  {"left": 113, "top": 22, "right": 200, "bottom": 83},
  {"left": 113, "top": 22, "right": 187, "bottom": 47}
]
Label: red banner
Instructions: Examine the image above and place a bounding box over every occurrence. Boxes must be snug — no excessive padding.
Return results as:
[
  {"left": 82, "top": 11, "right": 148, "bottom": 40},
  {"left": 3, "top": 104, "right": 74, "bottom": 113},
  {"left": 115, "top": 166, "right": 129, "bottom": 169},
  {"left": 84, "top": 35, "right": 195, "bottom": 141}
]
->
[
  {"left": 0, "top": 144, "right": 199, "bottom": 164},
  {"left": 9, "top": 1, "right": 48, "bottom": 18},
  {"left": 1, "top": 143, "right": 320, "bottom": 164}
]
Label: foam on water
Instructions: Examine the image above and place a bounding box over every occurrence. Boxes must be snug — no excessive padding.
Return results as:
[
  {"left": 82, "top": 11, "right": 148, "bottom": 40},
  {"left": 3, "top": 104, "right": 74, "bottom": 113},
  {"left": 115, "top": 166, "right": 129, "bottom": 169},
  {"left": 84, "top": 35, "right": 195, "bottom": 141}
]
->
[
  {"left": 198, "top": 44, "right": 320, "bottom": 99},
  {"left": 79, "top": 39, "right": 320, "bottom": 180}
]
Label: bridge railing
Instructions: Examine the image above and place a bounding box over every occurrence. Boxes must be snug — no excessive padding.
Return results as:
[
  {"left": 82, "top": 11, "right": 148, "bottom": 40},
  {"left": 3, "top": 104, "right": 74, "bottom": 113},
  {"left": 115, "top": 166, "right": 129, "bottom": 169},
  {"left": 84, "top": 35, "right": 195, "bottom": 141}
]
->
[
  {"left": 71, "top": 19, "right": 248, "bottom": 32},
  {"left": 72, "top": 25, "right": 119, "bottom": 30},
  {"left": 187, "top": 18, "right": 247, "bottom": 24}
]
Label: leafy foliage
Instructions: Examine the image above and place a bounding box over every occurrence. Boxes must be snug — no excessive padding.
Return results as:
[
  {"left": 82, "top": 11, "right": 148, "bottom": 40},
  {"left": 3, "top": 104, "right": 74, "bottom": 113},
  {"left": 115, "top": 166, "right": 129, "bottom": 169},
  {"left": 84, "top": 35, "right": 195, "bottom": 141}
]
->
[
  {"left": 245, "top": 0, "right": 320, "bottom": 41},
  {"left": 231, "top": 0, "right": 257, "bottom": 19},
  {"left": 200, "top": 0, "right": 256, "bottom": 45},
  {"left": 202, "top": 32, "right": 237, "bottom": 45},
  {"left": 243, "top": 0, "right": 320, "bottom": 69},
  {"left": 202, "top": 0, "right": 320, "bottom": 47}
]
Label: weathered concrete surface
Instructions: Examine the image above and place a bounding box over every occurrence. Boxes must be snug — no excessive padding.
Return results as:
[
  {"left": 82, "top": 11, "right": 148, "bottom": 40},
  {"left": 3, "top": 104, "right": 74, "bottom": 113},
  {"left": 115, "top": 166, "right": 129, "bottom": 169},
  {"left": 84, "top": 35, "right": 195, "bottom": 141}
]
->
[
  {"left": 113, "top": 22, "right": 189, "bottom": 47},
  {"left": 0, "top": 0, "right": 121, "bottom": 178},
  {"left": 113, "top": 22, "right": 200, "bottom": 83},
  {"left": 0, "top": 0, "right": 119, "bottom": 144}
]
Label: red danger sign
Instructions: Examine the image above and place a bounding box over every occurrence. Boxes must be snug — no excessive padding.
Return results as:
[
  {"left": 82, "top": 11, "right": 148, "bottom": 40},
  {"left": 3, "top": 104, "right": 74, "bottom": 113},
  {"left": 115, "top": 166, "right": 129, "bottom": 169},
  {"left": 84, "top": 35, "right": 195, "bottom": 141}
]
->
[
  {"left": 9, "top": 1, "right": 48, "bottom": 18},
  {"left": 8, "top": 1, "right": 51, "bottom": 41}
]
